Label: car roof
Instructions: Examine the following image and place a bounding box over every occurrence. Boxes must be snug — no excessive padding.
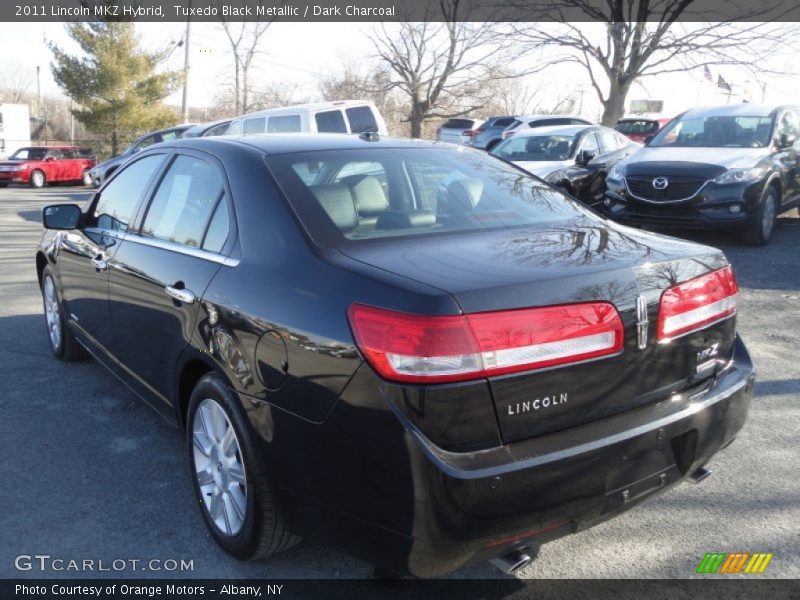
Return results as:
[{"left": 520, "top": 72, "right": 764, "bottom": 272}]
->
[
  {"left": 682, "top": 104, "right": 796, "bottom": 118},
  {"left": 509, "top": 124, "right": 596, "bottom": 137},
  {"left": 238, "top": 100, "right": 376, "bottom": 118},
  {"left": 165, "top": 133, "right": 454, "bottom": 156},
  {"left": 516, "top": 114, "right": 588, "bottom": 121}
]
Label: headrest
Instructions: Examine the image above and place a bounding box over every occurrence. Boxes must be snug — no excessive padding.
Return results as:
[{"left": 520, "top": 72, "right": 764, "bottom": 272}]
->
[
  {"left": 376, "top": 210, "right": 436, "bottom": 230},
  {"left": 310, "top": 184, "right": 358, "bottom": 232},
  {"left": 445, "top": 177, "right": 483, "bottom": 209},
  {"left": 349, "top": 175, "right": 389, "bottom": 216}
]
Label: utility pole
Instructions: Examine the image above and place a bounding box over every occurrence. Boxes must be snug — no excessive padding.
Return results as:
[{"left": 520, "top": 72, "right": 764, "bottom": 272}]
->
[
  {"left": 70, "top": 99, "right": 75, "bottom": 145},
  {"left": 181, "top": 8, "right": 192, "bottom": 122}
]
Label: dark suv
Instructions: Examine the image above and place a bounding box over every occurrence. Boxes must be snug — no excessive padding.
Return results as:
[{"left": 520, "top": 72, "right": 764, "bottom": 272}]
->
[{"left": 603, "top": 104, "right": 800, "bottom": 245}]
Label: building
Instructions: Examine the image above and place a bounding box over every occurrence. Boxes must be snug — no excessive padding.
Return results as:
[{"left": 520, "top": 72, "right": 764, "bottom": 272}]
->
[{"left": 0, "top": 103, "right": 31, "bottom": 158}]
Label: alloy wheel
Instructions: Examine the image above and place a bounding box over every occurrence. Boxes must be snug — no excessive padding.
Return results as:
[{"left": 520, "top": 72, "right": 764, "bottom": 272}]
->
[
  {"left": 43, "top": 276, "right": 61, "bottom": 351},
  {"left": 31, "top": 171, "right": 44, "bottom": 188},
  {"left": 193, "top": 398, "right": 248, "bottom": 536}
]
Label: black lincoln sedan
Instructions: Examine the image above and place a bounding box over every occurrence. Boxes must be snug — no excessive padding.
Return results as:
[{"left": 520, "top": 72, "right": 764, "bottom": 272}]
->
[
  {"left": 603, "top": 104, "right": 800, "bottom": 245},
  {"left": 36, "top": 134, "right": 754, "bottom": 577}
]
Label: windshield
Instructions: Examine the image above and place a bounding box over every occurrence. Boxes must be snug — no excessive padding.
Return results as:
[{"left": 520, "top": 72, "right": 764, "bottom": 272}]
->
[
  {"left": 266, "top": 147, "right": 589, "bottom": 246},
  {"left": 492, "top": 135, "right": 575, "bottom": 162},
  {"left": 9, "top": 148, "right": 47, "bottom": 160},
  {"left": 649, "top": 115, "right": 773, "bottom": 148}
]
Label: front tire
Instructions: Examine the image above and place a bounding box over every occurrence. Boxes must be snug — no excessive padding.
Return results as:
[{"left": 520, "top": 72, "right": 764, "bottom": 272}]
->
[
  {"left": 742, "top": 186, "right": 778, "bottom": 246},
  {"left": 187, "top": 374, "right": 299, "bottom": 560},
  {"left": 41, "top": 266, "right": 87, "bottom": 361},
  {"left": 30, "top": 169, "right": 45, "bottom": 189}
]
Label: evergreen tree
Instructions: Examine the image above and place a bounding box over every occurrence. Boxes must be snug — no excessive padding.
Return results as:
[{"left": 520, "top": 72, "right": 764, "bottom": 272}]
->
[{"left": 49, "top": 22, "right": 180, "bottom": 155}]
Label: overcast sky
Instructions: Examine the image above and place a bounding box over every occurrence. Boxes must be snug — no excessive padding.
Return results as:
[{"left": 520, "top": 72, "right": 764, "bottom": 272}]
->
[{"left": 2, "top": 21, "right": 798, "bottom": 122}]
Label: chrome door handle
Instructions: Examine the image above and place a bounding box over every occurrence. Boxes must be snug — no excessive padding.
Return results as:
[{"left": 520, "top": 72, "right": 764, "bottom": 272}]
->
[
  {"left": 91, "top": 256, "right": 107, "bottom": 270},
  {"left": 165, "top": 285, "right": 195, "bottom": 304}
]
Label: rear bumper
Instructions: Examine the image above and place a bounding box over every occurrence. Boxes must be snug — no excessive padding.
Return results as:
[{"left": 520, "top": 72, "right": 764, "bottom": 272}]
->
[{"left": 251, "top": 336, "right": 755, "bottom": 577}]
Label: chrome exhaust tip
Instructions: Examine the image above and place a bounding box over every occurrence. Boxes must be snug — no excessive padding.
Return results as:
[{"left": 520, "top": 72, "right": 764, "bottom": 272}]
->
[
  {"left": 489, "top": 548, "right": 535, "bottom": 575},
  {"left": 689, "top": 465, "right": 711, "bottom": 484}
]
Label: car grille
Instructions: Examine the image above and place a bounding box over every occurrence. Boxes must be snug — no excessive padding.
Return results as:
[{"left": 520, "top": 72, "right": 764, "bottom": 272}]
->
[{"left": 625, "top": 176, "right": 707, "bottom": 202}]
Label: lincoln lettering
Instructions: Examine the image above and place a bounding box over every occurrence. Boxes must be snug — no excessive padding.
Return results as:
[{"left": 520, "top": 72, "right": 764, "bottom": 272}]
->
[{"left": 507, "top": 393, "right": 568, "bottom": 415}]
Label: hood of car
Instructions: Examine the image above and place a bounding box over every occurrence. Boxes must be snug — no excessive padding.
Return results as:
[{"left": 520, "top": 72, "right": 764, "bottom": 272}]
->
[
  {"left": 626, "top": 146, "right": 770, "bottom": 170},
  {"left": 512, "top": 159, "right": 573, "bottom": 179}
]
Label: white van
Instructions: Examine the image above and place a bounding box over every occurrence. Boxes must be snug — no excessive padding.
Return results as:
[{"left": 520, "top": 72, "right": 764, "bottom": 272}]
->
[{"left": 226, "top": 100, "right": 388, "bottom": 136}]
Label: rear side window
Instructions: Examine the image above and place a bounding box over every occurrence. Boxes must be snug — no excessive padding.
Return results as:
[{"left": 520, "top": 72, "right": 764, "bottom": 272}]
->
[
  {"left": 345, "top": 106, "right": 378, "bottom": 133},
  {"left": 615, "top": 120, "right": 658, "bottom": 134},
  {"left": 62, "top": 149, "right": 77, "bottom": 158},
  {"left": 530, "top": 118, "right": 572, "bottom": 127},
  {"left": 267, "top": 115, "right": 301, "bottom": 133},
  {"left": 243, "top": 117, "right": 266, "bottom": 134},
  {"left": 202, "top": 200, "right": 230, "bottom": 253},
  {"left": 315, "top": 110, "right": 347, "bottom": 133},
  {"left": 228, "top": 120, "right": 243, "bottom": 135},
  {"left": 161, "top": 131, "right": 180, "bottom": 142},
  {"left": 141, "top": 155, "right": 225, "bottom": 249},
  {"left": 204, "top": 122, "right": 231, "bottom": 137},
  {"left": 94, "top": 154, "right": 165, "bottom": 232},
  {"left": 597, "top": 130, "right": 623, "bottom": 153}
]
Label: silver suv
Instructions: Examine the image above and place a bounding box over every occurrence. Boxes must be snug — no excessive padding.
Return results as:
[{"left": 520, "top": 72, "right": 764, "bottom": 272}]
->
[{"left": 466, "top": 116, "right": 518, "bottom": 151}]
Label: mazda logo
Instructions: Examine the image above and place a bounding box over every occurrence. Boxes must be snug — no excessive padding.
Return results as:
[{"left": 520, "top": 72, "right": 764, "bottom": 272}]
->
[{"left": 652, "top": 177, "right": 669, "bottom": 190}]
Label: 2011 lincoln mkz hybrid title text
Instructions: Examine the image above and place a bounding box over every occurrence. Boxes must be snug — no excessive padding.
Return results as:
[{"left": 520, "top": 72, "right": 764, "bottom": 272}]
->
[{"left": 36, "top": 134, "right": 755, "bottom": 577}]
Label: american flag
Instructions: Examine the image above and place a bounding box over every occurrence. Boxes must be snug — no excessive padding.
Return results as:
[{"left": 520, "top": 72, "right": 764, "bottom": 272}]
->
[
  {"left": 703, "top": 65, "right": 712, "bottom": 82},
  {"left": 717, "top": 75, "right": 732, "bottom": 92}
]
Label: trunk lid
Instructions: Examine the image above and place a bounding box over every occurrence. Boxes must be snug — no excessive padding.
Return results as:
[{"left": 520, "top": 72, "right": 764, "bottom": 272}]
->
[{"left": 340, "top": 220, "right": 736, "bottom": 443}]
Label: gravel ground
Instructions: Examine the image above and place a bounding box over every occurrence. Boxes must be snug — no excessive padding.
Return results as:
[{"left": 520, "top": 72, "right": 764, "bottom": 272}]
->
[{"left": 0, "top": 185, "right": 797, "bottom": 580}]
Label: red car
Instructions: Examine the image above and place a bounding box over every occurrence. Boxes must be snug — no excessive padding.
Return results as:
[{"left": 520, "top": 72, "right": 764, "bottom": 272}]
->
[
  {"left": 614, "top": 117, "right": 672, "bottom": 144},
  {"left": 0, "top": 146, "right": 96, "bottom": 188}
]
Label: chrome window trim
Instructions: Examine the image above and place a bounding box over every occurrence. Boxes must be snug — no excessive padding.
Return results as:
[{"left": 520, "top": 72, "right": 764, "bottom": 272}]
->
[
  {"left": 121, "top": 233, "right": 240, "bottom": 267},
  {"left": 623, "top": 177, "right": 710, "bottom": 204}
]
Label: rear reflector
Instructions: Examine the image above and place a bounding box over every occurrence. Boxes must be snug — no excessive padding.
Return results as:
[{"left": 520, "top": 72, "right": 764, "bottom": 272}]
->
[
  {"left": 347, "top": 303, "right": 623, "bottom": 384},
  {"left": 657, "top": 266, "right": 738, "bottom": 341}
]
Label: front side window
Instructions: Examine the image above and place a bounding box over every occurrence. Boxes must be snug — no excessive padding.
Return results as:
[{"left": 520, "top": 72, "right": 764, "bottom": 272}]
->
[
  {"left": 267, "top": 147, "right": 588, "bottom": 245},
  {"left": 160, "top": 131, "right": 180, "bottom": 142},
  {"left": 204, "top": 122, "right": 231, "bottom": 137},
  {"left": 267, "top": 115, "right": 301, "bottom": 133},
  {"left": 578, "top": 132, "right": 601, "bottom": 155},
  {"left": 345, "top": 106, "right": 379, "bottom": 133},
  {"left": 650, "top": 115, "right": 774, "bottom": 148},
  {"left": 93, "top": 154, "right": 165, "bottom": 232},
  {"left": 141, "top": 155, "right": 225, "bottom": 249},
  {"left": 8, "top": 148, "right": 46, "bottom": 160},
  {"left": 243, "top": 117, "right": 266, "bottom": 134},
  {"left": 315, "top": 110, "right": 347, "bottom": 133},
  {"left": 134, "top": 135, "right": 159, "bottom": 151}
]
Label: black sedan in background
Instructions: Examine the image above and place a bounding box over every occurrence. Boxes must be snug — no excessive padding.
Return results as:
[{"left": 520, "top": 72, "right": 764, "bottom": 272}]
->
[
  {"left": 36, "top": 134, "right": 754, "bottom": 577},
  {"left": 491, "top": 124, "right": 640, "bottom": 208},
  {"left": 604, "top": 104, "right": 800, "bottom": 245}
]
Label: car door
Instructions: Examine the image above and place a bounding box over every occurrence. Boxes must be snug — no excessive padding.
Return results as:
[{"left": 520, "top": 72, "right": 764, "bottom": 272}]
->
[
  {"left": 56, "top": 153, "right": 167, "bottom": 355},
  {"left": 776, "top": 110, "right": 800, "bottom": 206},
  {"left": 566, "top": 131, "right": 604, "bottom": 206},
  {"left": 44, "top": 148, "right": 65, "bottom": 181},
  {"left": 107, "top": 150, "right": 235, "bottom": 411}
]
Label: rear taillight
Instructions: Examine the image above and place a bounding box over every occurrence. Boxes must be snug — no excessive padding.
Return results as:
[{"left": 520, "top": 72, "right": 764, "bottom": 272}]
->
[
  {"left": 657, "top": 266, "right": 738, "bottom": 341},
  {"left": 503, "top": 131, "right": 515, "bottom": 139},
  {"left": 463, "top": 128, "right": 485, "bottom": 137},
  {"left": 347, "top": 303, "right": 624, "bottom": 384}
]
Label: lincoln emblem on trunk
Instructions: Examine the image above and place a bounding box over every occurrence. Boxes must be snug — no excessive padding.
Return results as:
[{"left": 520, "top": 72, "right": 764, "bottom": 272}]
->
[
  {"left": 636, "top": 295, "right": 649, "bottom": 350},
  {"left": 652, "top": 177, "right": 669, "bottom": 189}
]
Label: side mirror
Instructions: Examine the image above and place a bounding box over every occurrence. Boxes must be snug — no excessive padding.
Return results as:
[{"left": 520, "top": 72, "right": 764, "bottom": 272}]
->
[
  {"left": 780, "top": 133, "right": 797, "bottom": 148},
  {"left": 42, "top": 204, "right": 83, "bottom": 230},
  {"left": 576, "top": 150, "right": 596, "bottom": 165},
  {"left": 44, "top": 156, "right": 55, "bottom": 162}
]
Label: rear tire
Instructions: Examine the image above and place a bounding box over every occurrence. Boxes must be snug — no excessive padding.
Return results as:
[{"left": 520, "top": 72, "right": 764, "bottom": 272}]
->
[
  {"left": 186, "top": 374, "right": 300, "bottom": 560},
  {"left": 742, "top": 187, "right": 778, "bottom": 246},
  {"left": 41, "top": 266, "right": 87, "bottom": 361},
  {"left": 30, "top": 169, "right": 45, "bottom": 189}
]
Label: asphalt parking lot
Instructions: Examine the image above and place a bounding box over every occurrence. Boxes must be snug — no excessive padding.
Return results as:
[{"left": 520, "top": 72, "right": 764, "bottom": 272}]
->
[{"left": 0, "top": 185, "right": 798, "bottom": 580}]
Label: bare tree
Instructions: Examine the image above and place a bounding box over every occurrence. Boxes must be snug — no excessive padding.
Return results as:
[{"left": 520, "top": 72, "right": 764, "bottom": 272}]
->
[
  {"left": 481, "top": 74, "right": 578, "bottom": 116},
  {"left": 511, "top": 2, "right": 800, "bottom": 125},
  {"left": 369, "top": 0, "right": 527, "bottom": 138},
  {"left": 0, "top": 62, "right": 34, "bottom": 104},
  {"left": 218, "top": 18, "right": 272, "bottom": 114}
]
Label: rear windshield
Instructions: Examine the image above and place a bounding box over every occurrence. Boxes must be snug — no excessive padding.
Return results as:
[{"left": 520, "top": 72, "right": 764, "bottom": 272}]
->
[
  {"left": 266, "top": 147, "right": 588, "bottom": 246},
  {"left": 441, "top": 119, "right": 475, "bottom": 130},
  {"left": 615, "top": 120, "right": 659, "bottom": 134}
]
